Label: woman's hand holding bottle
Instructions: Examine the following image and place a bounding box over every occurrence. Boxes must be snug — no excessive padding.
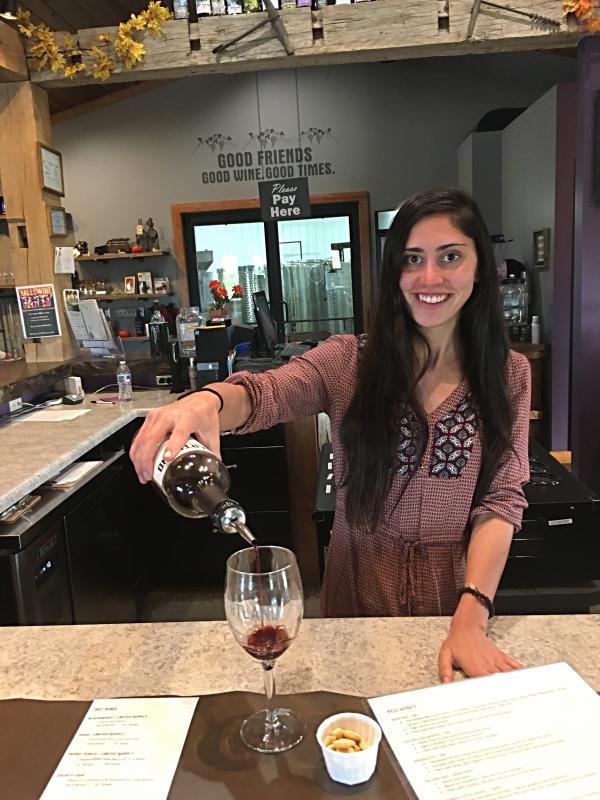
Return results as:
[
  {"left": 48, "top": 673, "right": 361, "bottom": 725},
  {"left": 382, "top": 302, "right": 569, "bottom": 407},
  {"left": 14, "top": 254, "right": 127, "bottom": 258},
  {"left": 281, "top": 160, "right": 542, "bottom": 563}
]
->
[
  {"left": 130, "top": 391, "right": 222, "bottom": 483},
  {"left": 130, "top": 383, "right": 251, "bottom": 484}
]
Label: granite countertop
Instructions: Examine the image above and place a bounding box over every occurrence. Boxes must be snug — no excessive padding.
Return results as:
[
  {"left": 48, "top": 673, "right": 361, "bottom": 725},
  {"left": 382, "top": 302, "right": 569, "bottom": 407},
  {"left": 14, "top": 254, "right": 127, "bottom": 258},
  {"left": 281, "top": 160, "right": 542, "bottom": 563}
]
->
[
  {"left": 1, "top": 615, "right": 599, "bottom": 701},
  {"left": 0, "top": 389, "right": 177, "bottom": 517}
]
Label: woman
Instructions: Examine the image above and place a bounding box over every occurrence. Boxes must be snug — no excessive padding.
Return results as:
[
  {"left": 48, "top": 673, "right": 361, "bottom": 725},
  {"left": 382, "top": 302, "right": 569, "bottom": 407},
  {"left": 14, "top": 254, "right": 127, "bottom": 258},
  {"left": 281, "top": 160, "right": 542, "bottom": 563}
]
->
[{"left": 130, "top": 188, "right": 530, "bottom": 682}]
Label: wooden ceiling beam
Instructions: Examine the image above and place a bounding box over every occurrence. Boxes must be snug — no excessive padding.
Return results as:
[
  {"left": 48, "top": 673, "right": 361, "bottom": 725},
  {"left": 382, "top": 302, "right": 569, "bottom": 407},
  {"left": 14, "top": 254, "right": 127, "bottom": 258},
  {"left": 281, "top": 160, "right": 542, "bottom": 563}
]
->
[
  {"left": 51, "top": 79, "right": 173, "bottom": 125},
  {"left": 25, "top": 2, "right": 585, "bottom": 89},
  {"left": 0, "top": 19, "right": 28, "bottom": 82}
]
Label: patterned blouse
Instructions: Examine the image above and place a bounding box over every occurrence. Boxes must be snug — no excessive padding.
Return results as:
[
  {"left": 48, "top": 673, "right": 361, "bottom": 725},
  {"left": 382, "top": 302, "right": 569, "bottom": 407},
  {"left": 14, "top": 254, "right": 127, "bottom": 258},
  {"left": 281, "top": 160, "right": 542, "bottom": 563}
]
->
[{"left": 226, "top": 335, "right": 531, "bottom": 618}]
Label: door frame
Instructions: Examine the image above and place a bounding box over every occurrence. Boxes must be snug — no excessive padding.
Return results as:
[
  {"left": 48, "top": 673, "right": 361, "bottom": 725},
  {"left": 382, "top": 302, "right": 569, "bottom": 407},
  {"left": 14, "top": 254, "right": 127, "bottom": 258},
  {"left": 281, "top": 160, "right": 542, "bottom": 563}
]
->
[{"left": 170, "top": 191, "right": 373, "bottom": 332}]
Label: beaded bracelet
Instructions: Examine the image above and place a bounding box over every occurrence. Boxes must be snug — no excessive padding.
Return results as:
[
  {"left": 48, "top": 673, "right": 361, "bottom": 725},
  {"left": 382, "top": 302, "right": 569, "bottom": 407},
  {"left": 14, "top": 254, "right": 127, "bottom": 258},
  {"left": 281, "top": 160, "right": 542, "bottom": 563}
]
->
[
  {"left": 457, "top": 584, "right": 495, "bottom": 618},
  {"left": 176, "top": 386, "right": 224, "bottom": 413}
]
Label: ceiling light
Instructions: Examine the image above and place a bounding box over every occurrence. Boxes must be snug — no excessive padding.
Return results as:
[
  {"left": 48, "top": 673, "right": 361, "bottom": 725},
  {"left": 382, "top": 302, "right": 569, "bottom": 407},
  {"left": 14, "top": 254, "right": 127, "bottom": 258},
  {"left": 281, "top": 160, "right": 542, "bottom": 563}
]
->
[{"left": 0, "top": 1, "right": 18, "bottom": 21}]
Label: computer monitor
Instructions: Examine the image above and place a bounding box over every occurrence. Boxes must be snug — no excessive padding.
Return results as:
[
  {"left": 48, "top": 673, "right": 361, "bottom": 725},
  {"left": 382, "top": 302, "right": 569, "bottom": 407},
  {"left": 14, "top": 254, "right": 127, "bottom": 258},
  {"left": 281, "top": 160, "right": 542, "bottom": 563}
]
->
[{"left": 252, "top": 290, "right": 278, "bottom": 356}]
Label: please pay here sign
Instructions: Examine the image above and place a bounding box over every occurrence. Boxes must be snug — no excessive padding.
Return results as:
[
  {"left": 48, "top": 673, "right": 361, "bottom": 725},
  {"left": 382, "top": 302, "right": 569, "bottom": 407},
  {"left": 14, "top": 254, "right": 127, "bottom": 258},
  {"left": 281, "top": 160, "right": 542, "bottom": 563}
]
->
[{"left": 258, "top": 178, "right": 311, "bottom": 222}]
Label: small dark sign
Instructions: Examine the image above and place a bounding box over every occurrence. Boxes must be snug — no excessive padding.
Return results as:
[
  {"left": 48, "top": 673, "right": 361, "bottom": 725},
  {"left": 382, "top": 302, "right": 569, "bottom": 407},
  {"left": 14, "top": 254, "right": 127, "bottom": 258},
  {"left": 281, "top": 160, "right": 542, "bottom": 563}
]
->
[
  {"left": 16, "top": 284, "right": 62, "bottom": 339},
  {"left": 258, "top": 178, "right": 311, "bottom": 222}
]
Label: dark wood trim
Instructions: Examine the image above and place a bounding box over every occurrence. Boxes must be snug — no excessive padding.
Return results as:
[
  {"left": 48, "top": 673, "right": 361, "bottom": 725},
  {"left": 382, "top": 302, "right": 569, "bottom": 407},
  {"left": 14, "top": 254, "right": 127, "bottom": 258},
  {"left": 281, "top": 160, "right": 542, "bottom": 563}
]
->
[
  {"left": 51, "top": 81, "right": 173, "bottom": 126},
  {"left": 285, "top": 416, "right": 321, "bottom": 588}
]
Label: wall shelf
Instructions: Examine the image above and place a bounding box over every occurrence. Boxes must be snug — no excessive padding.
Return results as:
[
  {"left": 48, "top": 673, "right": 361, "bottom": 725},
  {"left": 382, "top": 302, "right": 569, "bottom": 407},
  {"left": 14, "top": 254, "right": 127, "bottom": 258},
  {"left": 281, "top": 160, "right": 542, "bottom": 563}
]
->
[
  {"left": 83, "top": 292, "right": 172, "bottom": 301},
  {"left": 118, "top": 336, "right": 149, "bottom": 342},
  {"left": 76, "top": 251, "right": 169, "bottom": 263}
]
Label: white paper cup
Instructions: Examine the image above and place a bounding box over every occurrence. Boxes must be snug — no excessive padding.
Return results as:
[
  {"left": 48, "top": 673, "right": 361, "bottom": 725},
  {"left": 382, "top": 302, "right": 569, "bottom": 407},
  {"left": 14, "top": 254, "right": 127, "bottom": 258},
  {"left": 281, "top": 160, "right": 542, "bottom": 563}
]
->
[{"left": 316, "top": 712, "right": 382, "bottom": 785}]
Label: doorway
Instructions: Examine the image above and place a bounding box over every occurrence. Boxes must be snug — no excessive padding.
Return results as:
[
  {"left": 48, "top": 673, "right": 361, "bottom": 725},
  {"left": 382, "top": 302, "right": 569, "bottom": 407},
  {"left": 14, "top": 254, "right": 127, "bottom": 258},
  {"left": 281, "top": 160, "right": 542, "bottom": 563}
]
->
[{"left": 172, "top": 192, "right": 372, "bottom": 340}]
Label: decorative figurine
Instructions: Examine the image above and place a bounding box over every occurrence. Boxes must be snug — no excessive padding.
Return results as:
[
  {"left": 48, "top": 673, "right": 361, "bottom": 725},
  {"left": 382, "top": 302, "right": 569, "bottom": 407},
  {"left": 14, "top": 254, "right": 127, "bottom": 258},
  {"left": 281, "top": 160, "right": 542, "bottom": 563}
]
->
[{"left": 77, "top": 240, "right": 88, "bottom": 255}]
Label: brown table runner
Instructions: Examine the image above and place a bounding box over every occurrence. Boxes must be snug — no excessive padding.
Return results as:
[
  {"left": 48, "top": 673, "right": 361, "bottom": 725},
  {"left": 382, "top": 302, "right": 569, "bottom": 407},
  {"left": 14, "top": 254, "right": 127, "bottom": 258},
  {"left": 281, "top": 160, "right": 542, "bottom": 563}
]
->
[{"left": 1, "top": 691, "right": 418, "bottom": 799}]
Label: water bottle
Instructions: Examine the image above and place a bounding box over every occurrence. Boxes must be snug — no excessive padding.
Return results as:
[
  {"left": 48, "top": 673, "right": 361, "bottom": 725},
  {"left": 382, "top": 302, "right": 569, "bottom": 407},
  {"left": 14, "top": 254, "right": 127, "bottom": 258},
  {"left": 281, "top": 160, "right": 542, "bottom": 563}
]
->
[
  {"left": 176, "top": 306, "right": 201, "bottom": 358},
  {"left": 531, "top": 315, "right": 541, "bottom": 344},
  {"left": 116, "top": 359, "right": 133, "bottom": 402},
  {"left": 152, "top": 438, "right": 255, "bottom": 543}
]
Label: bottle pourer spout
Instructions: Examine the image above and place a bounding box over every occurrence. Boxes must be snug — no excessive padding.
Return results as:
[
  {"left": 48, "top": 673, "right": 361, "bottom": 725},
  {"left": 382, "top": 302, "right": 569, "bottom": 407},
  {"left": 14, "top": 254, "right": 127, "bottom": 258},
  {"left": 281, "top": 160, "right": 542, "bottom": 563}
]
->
[{"left": 233, "top": 520, "right": 256, "bottom": 545}]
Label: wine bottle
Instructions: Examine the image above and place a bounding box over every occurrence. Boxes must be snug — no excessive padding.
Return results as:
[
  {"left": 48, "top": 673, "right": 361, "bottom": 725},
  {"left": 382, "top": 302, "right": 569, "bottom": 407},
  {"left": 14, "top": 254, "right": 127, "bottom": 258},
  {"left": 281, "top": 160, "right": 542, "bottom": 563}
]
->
[
  {"left": 153, "top": 438, "right": 256, "bottom": 543},
  {"left": 196, "top": 0, "right": 212, "bottom": 15}
]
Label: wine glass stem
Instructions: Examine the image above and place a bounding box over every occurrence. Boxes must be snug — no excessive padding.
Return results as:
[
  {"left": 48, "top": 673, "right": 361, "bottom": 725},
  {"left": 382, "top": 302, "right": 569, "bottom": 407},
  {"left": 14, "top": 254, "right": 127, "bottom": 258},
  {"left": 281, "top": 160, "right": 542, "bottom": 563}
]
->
[{"left": 262, "top": 662, "right": 278, "bottom": 728}]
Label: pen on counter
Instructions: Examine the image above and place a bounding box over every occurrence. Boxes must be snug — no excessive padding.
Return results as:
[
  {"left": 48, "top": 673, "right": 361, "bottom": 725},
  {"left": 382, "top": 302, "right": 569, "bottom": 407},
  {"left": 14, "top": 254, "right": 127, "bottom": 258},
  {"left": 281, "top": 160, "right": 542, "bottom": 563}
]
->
[{"left": 91, "top": 400, "right": 117, "bottom": 405}]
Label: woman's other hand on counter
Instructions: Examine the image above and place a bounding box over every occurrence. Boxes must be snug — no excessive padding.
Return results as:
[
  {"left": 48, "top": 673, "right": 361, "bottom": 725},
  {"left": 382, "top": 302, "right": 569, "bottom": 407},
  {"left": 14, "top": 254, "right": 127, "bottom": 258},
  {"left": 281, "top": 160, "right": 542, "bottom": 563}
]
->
[{"left": 438, "top": 618, "right": 524, "bottom": 683}]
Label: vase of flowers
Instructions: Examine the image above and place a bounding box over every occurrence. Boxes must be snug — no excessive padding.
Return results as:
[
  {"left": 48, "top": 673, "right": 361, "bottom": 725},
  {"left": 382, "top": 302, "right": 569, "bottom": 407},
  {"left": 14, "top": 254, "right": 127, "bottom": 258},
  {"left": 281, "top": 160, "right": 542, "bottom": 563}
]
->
[{"left": 208, "top": 280, "right": 243, "bottom": 319}]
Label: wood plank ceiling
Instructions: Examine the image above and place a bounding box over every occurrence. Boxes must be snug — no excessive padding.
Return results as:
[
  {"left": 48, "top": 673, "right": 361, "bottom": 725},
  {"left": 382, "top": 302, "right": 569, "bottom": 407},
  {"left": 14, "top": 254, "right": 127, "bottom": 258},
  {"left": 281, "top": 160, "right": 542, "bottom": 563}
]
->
[{"left": 14, "top": 1, "right": 169, "bottom": 117}]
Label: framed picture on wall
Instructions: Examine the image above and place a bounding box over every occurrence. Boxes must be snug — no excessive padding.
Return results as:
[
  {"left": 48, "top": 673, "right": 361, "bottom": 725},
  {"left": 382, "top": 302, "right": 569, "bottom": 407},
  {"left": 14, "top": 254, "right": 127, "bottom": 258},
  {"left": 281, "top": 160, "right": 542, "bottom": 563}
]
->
[
  {"left": 38, "top": 143, "right": 65, "bottom": 196},
  {"left": 533, "top": 228, "right": 551, "bottom": 269},
  {"left": 47, "top": 206, "right": 68, "bottom": 237}
]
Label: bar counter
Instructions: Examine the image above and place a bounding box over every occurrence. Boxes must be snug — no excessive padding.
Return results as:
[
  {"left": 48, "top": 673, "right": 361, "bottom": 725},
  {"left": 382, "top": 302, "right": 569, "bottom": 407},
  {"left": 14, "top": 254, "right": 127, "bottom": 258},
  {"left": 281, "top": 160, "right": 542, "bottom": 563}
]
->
[
  {"left": 2, "top": 615, "right": 599, "bottom": 701},
  {"left": 0, "top": 389, "right": 174, "bottom": 516}
]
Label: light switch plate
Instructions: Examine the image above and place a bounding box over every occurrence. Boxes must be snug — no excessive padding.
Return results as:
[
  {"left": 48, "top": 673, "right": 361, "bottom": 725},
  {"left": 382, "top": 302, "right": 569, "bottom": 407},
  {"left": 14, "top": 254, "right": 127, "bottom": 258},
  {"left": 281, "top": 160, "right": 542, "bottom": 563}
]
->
[{"left": 9, "top": 398, "right": 23, "bottom": 414}]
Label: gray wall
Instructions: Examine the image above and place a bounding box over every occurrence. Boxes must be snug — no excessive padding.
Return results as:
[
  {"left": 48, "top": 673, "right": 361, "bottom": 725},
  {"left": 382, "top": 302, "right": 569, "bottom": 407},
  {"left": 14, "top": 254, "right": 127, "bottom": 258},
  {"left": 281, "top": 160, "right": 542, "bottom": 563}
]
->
[
  {"left": 458, "top": 130, "right": 503, "bottom": 235},
  {"left": 502, "top": 85, "right": 558, "bottom": 339},
  {"left": 55, "top": 51, "right": 577, "bottom": 292}
]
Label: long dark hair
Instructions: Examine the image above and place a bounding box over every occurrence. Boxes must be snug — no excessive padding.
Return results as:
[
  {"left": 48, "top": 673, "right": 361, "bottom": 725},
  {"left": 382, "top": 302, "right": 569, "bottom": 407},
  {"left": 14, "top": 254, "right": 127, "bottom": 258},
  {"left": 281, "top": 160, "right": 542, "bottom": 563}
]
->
[{"left": 340, "top": 188, "right": 512, "bottom": 529}]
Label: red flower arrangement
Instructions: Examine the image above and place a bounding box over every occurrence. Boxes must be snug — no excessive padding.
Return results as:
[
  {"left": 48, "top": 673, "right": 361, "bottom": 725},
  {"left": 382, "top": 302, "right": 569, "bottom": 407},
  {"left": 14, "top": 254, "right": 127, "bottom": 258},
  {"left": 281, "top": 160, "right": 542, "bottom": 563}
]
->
[{"left": 208, "top": 280, "right": 244, "bottom": 310}]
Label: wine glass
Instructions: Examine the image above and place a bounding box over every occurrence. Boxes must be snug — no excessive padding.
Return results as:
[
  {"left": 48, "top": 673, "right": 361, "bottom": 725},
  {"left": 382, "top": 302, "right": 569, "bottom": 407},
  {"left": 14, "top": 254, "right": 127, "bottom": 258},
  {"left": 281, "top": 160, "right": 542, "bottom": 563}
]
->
[{"left": 225, "top": 545, "right": 306, "bottom": 753}]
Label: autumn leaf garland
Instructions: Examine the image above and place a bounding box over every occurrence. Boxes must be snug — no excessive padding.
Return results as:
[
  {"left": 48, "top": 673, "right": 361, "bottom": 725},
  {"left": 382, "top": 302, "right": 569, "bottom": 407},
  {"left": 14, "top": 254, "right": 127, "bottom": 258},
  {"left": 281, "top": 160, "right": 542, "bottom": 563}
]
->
[
  {"left": 17, "top": 1, "right": 173, "bottom": 81},
  {"left": 563, "top": 0, "right": 600, "bottom": 32},
  {"left": 14, "top": 1, "right": 600, "bottom": 81}
]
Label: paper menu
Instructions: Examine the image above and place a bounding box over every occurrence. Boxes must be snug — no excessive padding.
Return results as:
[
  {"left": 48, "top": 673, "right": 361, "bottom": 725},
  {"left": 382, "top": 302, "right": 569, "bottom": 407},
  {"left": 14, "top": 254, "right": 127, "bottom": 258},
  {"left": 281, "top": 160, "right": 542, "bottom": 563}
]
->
[
  {"left": 40, "top": 697, "right": 198, "bottom": 800},
  {"left": 368, "top": 662, "right": 600, "bottom": 800}
]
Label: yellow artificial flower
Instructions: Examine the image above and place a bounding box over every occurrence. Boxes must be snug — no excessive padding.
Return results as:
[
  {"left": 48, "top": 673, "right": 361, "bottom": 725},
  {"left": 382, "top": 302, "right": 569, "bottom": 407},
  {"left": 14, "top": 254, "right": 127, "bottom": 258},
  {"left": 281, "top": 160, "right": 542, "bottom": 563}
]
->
[
  {"left": 64, "top": 62, "right": 87, "bottom": 80},
  {"left": 16, "top": 8, "right": 35, "bottom": 38},
  {"left": 114, "top": 34, "right": 146, "bottom": 69},
  {"left": 90, "top": 46, "right": 114, "bottom": 80},
  {"left": 141, "top": 1, "right": 173, "bottom": 37}
]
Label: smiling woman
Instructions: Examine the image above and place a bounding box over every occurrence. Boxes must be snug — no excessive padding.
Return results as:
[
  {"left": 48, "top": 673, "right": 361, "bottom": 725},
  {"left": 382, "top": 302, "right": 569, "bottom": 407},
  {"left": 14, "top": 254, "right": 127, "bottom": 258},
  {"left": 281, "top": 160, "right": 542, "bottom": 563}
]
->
[{"left": 130, "top": 187, "right": 531, "bottom": 684}]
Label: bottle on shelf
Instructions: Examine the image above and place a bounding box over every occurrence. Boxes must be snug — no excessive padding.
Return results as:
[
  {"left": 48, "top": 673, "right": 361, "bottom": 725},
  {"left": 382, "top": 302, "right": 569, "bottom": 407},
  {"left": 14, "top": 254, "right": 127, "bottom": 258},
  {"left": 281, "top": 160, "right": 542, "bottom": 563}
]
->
[
  {"left": 135, "top": 218, "right": 143, "bottom": 248},
  {"left": 530, "top": 315, "right": 541, "bottom": 345},
  {"left": 116, "top": 360, "right": 133, "bottom": 402},
  {"left": 245, "top": 0, "right": 262, "bottom": 11},
  {"left": 134, "top": 307, "right": 146, "bottom": 337},
  {"left": 173, "top": 0, "right": 190, "bottom": 17},
  {"left": 153, "top": 438, "right": 255, "bottom": 543},
  {"left": 228, "top": 0, "right": 243, "bottom": 12},
  {"left": 518, "top": 270, "right": 529, "bottom": 324},
  {"left": 149, "top": 301, "right": 170, "bottom": 357},
  {"left": 211, "top": 0, "right": 226, "bottom": 13},
  {"left": 196, "top": 0, "right": 212, "bottom": 15},
  {"left": 500, "top": 274, "right": 520, "bottom": 324}
]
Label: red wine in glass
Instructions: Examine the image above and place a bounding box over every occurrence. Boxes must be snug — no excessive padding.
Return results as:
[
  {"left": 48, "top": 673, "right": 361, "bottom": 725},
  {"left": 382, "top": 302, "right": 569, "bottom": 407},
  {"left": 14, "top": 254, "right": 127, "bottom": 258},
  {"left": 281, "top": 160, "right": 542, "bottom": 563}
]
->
[{"left": 243, "top": 624, "right": 291, "bottom": 661}]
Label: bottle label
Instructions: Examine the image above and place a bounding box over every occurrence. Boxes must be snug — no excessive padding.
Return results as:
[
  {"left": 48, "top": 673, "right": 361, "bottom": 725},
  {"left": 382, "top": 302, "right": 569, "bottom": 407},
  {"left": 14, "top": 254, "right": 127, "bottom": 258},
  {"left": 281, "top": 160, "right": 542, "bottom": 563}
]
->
[
  {"left": 117, "top": 374, "right": 132, "bottom": 385},
  {"left": 152, "top": 437, "right": 211, "bottom": 488}
]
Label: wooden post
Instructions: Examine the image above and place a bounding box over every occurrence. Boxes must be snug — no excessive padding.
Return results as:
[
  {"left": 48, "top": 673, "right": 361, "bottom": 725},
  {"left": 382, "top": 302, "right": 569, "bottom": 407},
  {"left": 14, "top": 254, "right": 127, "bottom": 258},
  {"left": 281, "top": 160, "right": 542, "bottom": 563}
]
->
[
  {"left": 0, "top": 19, "right": 28, "bottom": 82},
  {"left": 0, "top": 80, "right": 75, "bottom": 362}
]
